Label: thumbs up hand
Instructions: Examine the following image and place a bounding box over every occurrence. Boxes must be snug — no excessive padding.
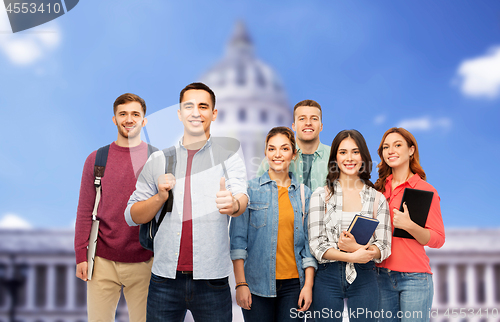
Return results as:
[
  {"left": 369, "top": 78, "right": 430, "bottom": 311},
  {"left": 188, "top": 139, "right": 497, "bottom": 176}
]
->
[{"left": 216, "top": 177, "right": 235, "bottom": 215}]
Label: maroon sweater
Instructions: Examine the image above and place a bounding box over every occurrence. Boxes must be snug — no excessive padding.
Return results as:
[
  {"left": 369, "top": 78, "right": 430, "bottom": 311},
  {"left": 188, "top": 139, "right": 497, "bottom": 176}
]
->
[{"left": 75, "top": 142, "right": 153, "bottom": 264}]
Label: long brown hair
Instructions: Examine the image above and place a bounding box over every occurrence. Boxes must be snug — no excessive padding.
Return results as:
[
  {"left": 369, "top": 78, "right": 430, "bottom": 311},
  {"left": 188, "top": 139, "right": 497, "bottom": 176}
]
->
[
  {"left": 325, "top": 130, "right": 374, "bottom": 199},
  {"left": 374, "top": 127, "right": 426, "bottom": 193}
]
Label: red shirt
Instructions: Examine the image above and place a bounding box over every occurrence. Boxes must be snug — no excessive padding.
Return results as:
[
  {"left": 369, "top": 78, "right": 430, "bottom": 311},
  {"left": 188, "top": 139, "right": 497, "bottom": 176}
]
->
[
  {"left": 377, "top": 174, "right": 445, "bottom": 274},
  {"left": 176, "top": 149, "right": 198, "bottom": 271},
  {"left": 75, "top": 142, "right": 153, "bottom": 264}
]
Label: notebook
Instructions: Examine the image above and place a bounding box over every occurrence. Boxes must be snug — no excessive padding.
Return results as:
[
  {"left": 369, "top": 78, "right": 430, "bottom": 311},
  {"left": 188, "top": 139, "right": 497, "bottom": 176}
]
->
[
  {"left": 347, "top": 215, "right": 379, "bottom": 245},
  {"left": 393, "top": 188, "right": 434, "bottom": 239}
]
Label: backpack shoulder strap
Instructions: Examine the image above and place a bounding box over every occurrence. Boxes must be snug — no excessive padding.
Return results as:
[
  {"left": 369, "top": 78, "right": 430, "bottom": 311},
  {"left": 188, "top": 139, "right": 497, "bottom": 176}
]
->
[
  {"left": 162, "top": 146, "right": 176, "bottom": 174},
  {"left": 92, "top": 144, "right": 110, "bottom": 220},
  {"left": 147, "top": 143, "right": 159, "bottom": 157},
  {"left": 373, "top": 191, "right": 380, "bottom": 219},
  {"left": 157, "top": 147, "right": 177, "bottom": 226},
  {"left": 94, "top": 144, "right": 110, "bottom": 186},
  {"left": 300, "top": 184, "right": 306, "bottom": 224}
]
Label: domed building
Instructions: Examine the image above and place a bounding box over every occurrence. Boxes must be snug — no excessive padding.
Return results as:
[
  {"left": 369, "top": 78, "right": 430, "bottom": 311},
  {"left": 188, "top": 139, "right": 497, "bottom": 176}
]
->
[{"left": 199, "top": 22, "right": 292, "bottom": 177}]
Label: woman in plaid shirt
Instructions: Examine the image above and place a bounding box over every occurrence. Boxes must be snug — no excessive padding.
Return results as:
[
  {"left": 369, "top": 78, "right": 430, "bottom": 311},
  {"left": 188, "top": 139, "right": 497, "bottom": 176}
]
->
[{"left": 308, "top": 130, "right": 392, "bottom": 321}]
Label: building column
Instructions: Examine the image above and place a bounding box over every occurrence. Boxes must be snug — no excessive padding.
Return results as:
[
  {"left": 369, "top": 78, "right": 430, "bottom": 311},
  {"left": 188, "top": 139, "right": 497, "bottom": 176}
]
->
[
  {"left": 46, "top": 264, "right": 55, "bottom": 311},
  {"left": 466, "top": 264, "right": 477, "bottom": 307},
  {"left": 66, "top": 264, "right": 76, "bottom": 310},
  {"left": 484, "top": 263, "right": 495, "bottom": 307},
  {"left": 25, "top": 263, "right": 36, "bottom": 310},
  {"left": 447, "top": 264, "right": 458, "bottom": 308},
  {"left": 431, "top": 263, "right": 439, "bottom": 308}
]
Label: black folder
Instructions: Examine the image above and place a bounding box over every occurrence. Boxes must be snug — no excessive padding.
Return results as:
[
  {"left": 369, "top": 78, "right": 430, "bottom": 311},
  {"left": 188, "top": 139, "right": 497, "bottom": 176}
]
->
[{"left": 393, "top": 188, "right": 434, "bottom": 239}]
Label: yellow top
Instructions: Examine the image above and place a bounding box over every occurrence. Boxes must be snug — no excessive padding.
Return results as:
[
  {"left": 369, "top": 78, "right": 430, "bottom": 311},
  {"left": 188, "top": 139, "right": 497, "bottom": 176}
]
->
[{"left": 276, "top": 186, "right": 299, "bottom": 280}]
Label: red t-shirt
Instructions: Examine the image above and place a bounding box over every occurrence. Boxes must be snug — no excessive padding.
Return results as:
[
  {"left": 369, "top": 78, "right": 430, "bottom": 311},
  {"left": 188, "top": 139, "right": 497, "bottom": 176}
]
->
[
  {"left": 176, "top": 149, "right": 199, "bottom": 271},
  {"left": 377, "top": 174, "right": 445, "bottom": 273}
]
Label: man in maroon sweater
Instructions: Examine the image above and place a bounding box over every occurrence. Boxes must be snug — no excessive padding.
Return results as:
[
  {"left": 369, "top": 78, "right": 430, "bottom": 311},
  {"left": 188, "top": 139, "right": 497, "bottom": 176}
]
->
[{"left": 74, "top": 93, "right": 153, "bottom": 322}]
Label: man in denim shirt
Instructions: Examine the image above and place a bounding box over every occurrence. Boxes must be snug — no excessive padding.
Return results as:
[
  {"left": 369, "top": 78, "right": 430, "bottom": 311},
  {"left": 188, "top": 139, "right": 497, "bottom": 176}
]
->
[
  {"left": 257, "top": 100, "right": 330, "bottom": 192},
  {"left": 125, "top": 82, "right": 249, "bottom": 322}
]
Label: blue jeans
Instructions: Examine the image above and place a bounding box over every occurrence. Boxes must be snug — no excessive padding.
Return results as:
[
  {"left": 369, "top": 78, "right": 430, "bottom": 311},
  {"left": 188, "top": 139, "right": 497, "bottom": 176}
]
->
[
  {"left": 312, "top": 261, "right": 379, "bottom": 322},
  {"left": 376, "top": 268, "right": 433, "bottom": 322},
  {"left": 146, "top": 271, "right": 232, "bottom": 322},
  {"left": 242, "top": 278, "right": 304, "bottom": 322}
]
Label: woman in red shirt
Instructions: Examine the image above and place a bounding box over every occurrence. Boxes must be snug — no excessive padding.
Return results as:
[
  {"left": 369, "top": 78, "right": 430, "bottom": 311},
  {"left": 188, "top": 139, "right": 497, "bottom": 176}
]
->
[{"left": 374, "top": 127, "right": 445, "bottom": 322}]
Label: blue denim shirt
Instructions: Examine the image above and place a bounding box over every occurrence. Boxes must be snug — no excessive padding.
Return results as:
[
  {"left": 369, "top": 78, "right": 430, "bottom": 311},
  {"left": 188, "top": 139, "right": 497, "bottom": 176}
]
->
[{"left": 229, "top": 171, "right": 318, "bottom": 297}]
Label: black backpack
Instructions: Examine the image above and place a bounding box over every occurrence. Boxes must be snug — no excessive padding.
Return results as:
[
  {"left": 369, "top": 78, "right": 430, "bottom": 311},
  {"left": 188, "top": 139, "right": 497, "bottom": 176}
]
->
[{"left": 139, "top": 146, "right": 176, "bottom": 252}]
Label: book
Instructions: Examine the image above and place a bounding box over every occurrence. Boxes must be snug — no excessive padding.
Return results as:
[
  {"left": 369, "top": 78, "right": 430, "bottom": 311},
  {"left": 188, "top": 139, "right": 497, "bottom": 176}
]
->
[
  {"left": 347, "top": 215, "right": 379, "bottom": 245},
  {"left": 393, "top": 188, "right": 434, "bottom": 239},
  {"left": 87, "top": 219, "right": 99, "bottom": 281}
]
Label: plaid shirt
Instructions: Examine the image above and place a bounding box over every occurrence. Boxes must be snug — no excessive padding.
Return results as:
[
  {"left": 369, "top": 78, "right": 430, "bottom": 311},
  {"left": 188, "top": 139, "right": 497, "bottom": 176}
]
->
[{"left": 308, "top": 181, "right": 391, "bottom": 283}]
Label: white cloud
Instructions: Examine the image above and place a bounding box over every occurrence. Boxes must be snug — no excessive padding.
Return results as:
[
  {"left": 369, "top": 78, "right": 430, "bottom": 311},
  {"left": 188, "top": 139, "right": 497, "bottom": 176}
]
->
[
  {"left": 455, "top": 46, "right": 500, "bottom": 99},
  {"left": 397, "top": 116, "right": 452, "bottom": 132},
  {"left": 0, "top": 7, "right": 61, "bottom": 65},
  {"left": 0, "top": 213, "right": 32, "bottom": 229},
  {"left": 374, "top": 114, "right": 386, "bottom": 125}
]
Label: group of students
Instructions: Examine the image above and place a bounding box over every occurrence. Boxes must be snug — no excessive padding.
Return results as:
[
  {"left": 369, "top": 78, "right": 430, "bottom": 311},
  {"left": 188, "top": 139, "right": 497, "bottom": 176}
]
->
[{"left": 75, "top": 82, "right": 445, "bottom": 322}]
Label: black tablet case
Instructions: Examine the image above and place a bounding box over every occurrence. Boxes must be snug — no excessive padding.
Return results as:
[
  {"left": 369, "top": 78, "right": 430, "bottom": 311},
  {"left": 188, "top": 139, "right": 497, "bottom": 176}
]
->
[{"left": 393, "top": 188, "right": 434, "bottom": 239}]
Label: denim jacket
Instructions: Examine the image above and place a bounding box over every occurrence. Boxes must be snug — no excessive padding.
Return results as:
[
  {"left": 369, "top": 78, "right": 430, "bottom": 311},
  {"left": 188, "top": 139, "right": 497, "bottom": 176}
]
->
[{"left": 230, "top": 171, "right": 318, "bottom": 297}]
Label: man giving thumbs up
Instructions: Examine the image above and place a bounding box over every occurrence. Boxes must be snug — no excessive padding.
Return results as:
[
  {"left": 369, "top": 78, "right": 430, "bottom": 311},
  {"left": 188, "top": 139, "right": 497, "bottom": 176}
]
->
[{"left": 125, "top": 82, "right": 248, "bottom": 322}]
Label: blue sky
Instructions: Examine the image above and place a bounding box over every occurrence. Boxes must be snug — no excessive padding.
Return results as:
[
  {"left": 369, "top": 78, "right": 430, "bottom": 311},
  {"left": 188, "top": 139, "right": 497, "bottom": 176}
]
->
[{"left": 1, "top": 1, "right": 499, "bottom": 229}]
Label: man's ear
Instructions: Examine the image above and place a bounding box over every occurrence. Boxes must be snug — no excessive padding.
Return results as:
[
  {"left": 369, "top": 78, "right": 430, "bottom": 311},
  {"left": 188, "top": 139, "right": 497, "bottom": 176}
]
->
[
  {"left": 292, "top": 123, "right": 296, "bottom": 132},
  {"left": 142, "top": 117, "right": 148, "bottom": 127},
  {"left": 177, "top": 109, "right": 181, "bottom": 121},
  {"left": 212, "top": 108, "right": 218, "bottom": 121},
  {"left": 112, "top": 115, "right": 117, "bottom": 126}
]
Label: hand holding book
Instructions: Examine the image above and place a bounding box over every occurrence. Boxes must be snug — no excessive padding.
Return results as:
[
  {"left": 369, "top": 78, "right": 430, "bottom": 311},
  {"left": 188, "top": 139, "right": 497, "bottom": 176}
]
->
[
  {"left": 338, "top": 230, "right": 362, "bottom": 253},
  {"left": 393, "top": 188, "right": 434, "bottom": 239},
  {"left": 393, "top": 202, "right": 413, "bottom": 231}
]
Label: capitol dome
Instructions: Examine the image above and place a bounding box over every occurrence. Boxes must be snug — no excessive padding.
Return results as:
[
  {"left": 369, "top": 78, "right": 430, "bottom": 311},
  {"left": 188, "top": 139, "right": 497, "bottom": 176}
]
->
[{"left": 200, "top": 21, "right": 292, "bottom": 177}]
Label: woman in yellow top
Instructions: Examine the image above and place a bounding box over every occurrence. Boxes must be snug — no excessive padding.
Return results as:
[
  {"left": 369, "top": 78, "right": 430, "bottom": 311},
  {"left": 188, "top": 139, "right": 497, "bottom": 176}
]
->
[{"left": 230, "top": 126, "right": 317, "bottom": 321}]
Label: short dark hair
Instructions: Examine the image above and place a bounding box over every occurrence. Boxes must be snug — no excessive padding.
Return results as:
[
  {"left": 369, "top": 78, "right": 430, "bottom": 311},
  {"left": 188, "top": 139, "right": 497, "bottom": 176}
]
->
[
  {"left": 179, "top": 82, "right": 216, "bottom": 109},
  {"left": 265, "top": 126, "right": 297, "bottom": 155},
  {"left": 113, "top": 93, "right": 146, "bottom": 115},
  {"left": 293, "top": 99, "right": 322, "bottom": 121}
]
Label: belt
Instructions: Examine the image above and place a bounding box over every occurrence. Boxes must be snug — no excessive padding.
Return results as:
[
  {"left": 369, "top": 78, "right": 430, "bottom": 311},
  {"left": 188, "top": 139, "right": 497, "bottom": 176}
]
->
[{"left": 179, "top": 271, "right": 193, "bottom": 274}]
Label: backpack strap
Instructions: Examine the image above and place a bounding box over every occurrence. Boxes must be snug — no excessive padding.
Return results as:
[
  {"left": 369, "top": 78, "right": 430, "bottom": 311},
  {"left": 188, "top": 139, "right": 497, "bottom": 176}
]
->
[
  {"left": 373, "top": 192, "right": 380, "bottom": 219},
  {"left": 94, "top": 145, "right": 110, "bottom": 186},
  {"left": 147, "top": 143, "right": 158, "bottom": 156},
  {"left": 92, "top": 145, "right": 110, "bottom": 221},
  {"left": 300, "top": 183, "right": 306, "bottom": 224},
  {"left": 157, "top": 147, "right": 177, "bottom": 227}
]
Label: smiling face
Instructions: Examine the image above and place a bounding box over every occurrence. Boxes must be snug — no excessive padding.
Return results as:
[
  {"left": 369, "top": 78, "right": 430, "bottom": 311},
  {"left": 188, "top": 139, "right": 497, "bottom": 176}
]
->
[
  {"left": 177, "top": 89, "right": 217, "bottom": 142},
  {"left": 112, "top": 101, "right": 147, "bottom": 142},
  {"left": 266, "top": 133, "right": 296, "bottom": 176},
  {"left": 336, "top": 137, "right": 363, "bottom": 178},
  {"left": 292, "top": 105, "right": 323, "bottom": 143},
  {"left": 382, "top": 132, "right": 415, "bottom": 170}
]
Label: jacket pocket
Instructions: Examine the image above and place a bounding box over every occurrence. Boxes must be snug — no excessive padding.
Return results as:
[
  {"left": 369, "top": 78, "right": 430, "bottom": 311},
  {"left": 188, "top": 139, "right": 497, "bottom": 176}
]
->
[{"left": 248, "top": 202, "right": 269, "bottom": 229}]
